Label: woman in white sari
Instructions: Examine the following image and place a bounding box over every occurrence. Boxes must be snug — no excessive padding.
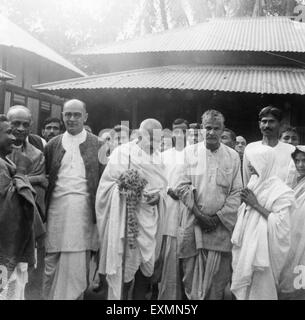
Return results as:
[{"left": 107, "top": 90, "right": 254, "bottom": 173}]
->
[
  {"left": 231, "top": 144, "right": 296, "bottom": 300},
  {"left": 279, "top": 146, "right": 305, "bottom": 300}
]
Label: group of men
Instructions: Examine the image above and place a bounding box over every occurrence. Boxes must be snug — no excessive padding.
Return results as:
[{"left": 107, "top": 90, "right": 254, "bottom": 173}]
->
[{"left": 0, "top": 99, "right": 301, "bottom": 300}]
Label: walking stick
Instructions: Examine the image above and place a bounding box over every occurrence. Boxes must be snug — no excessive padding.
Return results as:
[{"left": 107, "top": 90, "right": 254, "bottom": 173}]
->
[{"left": 121, "top": 153, "right": 131, "bottom": 300}]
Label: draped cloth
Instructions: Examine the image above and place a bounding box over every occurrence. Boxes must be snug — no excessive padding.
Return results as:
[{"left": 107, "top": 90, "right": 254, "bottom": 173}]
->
[
  {"left": 231, "top": 144, "right": 296, "bottom": 300},
  {"left": 9, "top": 141, "right": 46, "bottom": 237},
  {"left": 158, "top": 148, "right": 185, "bottom": 300},
  {"left": 96, "top": 141, "right": 167, "bottom": 300},
  {"left": 243, "top": 141, "right": 295, "bottom": 186},
  {"left": 279, "top": 146, "right": 305, "bottom": 299},
  {"left": 0, "top": 157, "right": 36, "bottom": 300}
]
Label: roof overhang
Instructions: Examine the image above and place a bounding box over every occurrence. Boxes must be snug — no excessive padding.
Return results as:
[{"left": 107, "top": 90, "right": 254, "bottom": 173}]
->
[
  {"left": 33, "top": 65, "right": 305, "bottom": 96},
  {"left": 0, "top": 68, "right": 15, "bottom": 80},
  {"left": 0, "top": 14, "right": 86, "bottom": 77}
]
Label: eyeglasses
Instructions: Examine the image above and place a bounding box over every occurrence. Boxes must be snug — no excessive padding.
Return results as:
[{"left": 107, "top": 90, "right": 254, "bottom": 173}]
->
[{"left": 63, "top": 112, "right": 82, "bottom": 119}]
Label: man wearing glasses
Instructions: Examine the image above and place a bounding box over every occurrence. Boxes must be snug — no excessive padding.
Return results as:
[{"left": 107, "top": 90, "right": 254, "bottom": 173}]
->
[{"left": 43, "top": 99, "right": 102, "bottom": 300}]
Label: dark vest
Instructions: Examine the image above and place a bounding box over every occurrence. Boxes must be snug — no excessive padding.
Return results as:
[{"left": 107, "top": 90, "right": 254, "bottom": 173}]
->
[
  {"left": 28, "top": 134, "right": 44, "bottom": 152},
  {"left": 44, "top": 132, "right": 102, "bottom": 223}
]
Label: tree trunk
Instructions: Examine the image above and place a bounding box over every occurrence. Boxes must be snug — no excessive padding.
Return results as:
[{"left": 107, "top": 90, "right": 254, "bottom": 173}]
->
[
  {"left": 285, "top": 0, "right": 297, "bottom": 17},
  {"left": 159, "top": 0, "right": 169, "bottom": 29},
  {"left": 252, "top": 0, "right": 263, "bottom": 17},
  {"left": 215, "top": 0, "right": 226, "bottom": 17}
]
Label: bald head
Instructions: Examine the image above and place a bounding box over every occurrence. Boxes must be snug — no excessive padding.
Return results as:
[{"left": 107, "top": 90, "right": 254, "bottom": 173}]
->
[
  {"left": 139, "top": 119, "right": 162, "bottom": 154},
  {"left": 63, "top": 99, "right": 87, "bottom": 113},
  {"left": 139, "top": 119, "right": 162, "bottom": 133},
  {"left": 62, "top": 99, "right": 88, "bottom": 135}
]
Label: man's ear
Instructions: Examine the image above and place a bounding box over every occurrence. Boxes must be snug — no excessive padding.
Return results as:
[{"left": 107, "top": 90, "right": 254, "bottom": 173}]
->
[{"left": 84, "top": 113, "right": 88, "bottom": 123}]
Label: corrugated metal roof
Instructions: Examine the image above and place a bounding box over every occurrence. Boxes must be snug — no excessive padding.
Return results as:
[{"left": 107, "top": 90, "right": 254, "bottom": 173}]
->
[
  {"left": 74, "top": 17, "right": 305, "bottom": 55},
  {"left": 0, "top": 14, "right": 86, "bottom": 76},
  {"left": 0, "top": 68, "right": 15, "bottom": 80},
  {"left": 33, "top": 65, "right": 305, "bottom": 95}
]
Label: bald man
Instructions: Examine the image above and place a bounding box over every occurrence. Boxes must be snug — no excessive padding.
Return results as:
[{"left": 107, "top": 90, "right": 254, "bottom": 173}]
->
[
  {"left": 96, "top": 119, "right": 167, "bottom": 300},
  {"left": 43, "top": 99, "right": 102, "bottom": 300},
  {"left": 7, "top": 105, "right": 47, "bottom": 300}
]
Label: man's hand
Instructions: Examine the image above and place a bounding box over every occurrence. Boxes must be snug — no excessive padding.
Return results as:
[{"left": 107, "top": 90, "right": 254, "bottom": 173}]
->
[
  {"left": 192, "top": 203, "right": 220, "bottom": 232},
  {"left": 145, "top": 192, "right": 160, "bottom": 206},
  {"left": 167, "top": 188, "right": 179, "bottom": 200},
  {"left": 241, "top": 188, "right": 259, "bottom": 208},
  {"left": 14, "top": 152, "right": 32, "bottom": 175}
]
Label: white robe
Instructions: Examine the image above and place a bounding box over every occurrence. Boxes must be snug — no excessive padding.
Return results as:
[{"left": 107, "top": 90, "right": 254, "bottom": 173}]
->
[
  {"left": 96, "top": 141, "right": 167, "bottom": 300},
  {"left": 232, "top": 144, "right": 296, "bottom": 300}
]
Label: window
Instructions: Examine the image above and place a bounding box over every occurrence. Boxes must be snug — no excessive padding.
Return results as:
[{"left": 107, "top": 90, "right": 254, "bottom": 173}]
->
[{"left": 12, "top": 93, "right": 26, "bottom": 106}]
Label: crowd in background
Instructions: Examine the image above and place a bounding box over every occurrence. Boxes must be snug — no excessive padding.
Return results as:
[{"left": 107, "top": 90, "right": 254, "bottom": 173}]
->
[{"left": 0, "top": 101, "right": 305, "bottom": 300}]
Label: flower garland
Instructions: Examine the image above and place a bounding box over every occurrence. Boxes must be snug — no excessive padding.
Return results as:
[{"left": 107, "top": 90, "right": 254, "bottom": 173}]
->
[{"left": 117, "top": 169, "right": 148, "bottom": 249}]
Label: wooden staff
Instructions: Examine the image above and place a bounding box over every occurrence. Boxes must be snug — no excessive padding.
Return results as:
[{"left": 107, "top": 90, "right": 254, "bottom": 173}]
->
[{"left": 121, "top": 153, "right": 131, "bottom": 300}]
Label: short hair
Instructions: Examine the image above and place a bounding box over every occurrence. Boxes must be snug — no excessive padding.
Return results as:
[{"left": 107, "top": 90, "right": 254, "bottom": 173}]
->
[
  {"left": 172, "top": 118, "right": 189, "bottom": 128},
  {"left": 189, "top": 123, "right": 201, "bottom": 129},
  {"left": 223, "top": 128, "right": 236, "bottom": 142},
  {"left": 0, "top": 114, "right": 8, "bottom": 122},
  {"left": 291, "top": 147, "right": 305, "bottom": 161},
  {"left": 43, "top": 117, "right": 63, "bottom": 130},
  {"left": 7, "top": 105, "right": 32, "bottom": 119},
  {"left": 279, "top": 126, "right": 299, "bottom": 138},
  {"left": 113, "top": 124, "right": 130, "bottom": 135},
  {"left": 0, "top": 114, "right": 8, "bottom": 132},
  {"left": 259, "top": 106, "right": 282, "bottom": 122},
  {"left": 201, "top": 109, "right": 225, "bottom": 125}
]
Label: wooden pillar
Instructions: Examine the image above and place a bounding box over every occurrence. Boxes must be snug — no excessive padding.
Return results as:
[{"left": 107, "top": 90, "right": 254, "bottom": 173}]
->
[
  {"left": 196, "top": 103, "right": 202, "bottom": 123},
  {"left": 0, "top": 81, "right": 6, "bottom": 114},
  {"left": 131, "top": 98, "right": 138, "bottom": 129}
]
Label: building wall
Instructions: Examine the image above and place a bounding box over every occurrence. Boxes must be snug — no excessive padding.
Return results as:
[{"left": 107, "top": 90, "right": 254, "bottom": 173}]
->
[
  {"left": 85, "top": 90, "right": 305, "bottom": 143},
  {"left": 0, "top": 47, "right": 78, "bottom": 133}
]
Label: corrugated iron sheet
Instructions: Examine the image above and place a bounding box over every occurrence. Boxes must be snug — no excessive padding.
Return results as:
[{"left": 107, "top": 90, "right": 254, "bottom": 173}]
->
[
  {"left": 0, "top": 14, "right": 86, "bottom": 76},
  {"left": 0, "top": 68, "right": 15, "bottom": 80},
  {"left": 74, "top": 17, "right": 305, "bottom": 55},
  {"left": 33, "top": 65, "right": 305, "bottom": 95}
]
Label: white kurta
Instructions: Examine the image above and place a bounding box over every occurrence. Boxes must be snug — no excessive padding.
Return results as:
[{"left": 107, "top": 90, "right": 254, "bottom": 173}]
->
[{"left": 46, "top": 129, "right": 96, "bottom": 253}]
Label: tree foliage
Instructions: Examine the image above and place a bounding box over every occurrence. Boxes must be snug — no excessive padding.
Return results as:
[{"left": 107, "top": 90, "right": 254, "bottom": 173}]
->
[{"left": 0, "top": 0, "right": 303, "bottom": 60}]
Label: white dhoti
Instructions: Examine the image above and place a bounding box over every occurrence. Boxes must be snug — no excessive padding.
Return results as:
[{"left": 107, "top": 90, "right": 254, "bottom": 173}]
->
[
  {"left": 43, "top": 251, "right": 90, "bottom": 300},
  {"left": 0, "top": 263, "right": 28, "bottom": 300}
]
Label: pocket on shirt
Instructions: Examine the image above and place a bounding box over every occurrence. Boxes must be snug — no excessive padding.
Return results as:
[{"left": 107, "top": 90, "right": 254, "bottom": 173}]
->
[{"left": 216, "top": 168, "right": 232, "bottom": 193}]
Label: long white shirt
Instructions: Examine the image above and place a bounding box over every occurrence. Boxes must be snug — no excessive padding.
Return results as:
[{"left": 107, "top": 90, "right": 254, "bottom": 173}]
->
[{"left": 46, "top": 129, "right": 97, "bottom": 253}]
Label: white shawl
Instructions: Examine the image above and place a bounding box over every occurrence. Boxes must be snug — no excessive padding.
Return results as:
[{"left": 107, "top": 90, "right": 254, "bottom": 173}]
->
[
  {"left": 280, "top": 146, "right": 305, "bottom": 295},
  {"left": 231, "top": 144, "right": 295, "bottom": 299},
  {"left": 95, "top": 141, "right": 167, "bottom": 300}
]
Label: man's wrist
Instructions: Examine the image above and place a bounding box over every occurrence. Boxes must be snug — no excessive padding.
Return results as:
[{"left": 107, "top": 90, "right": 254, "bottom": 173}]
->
[{"left": 16, "top": 169, "right": 27, "bottom": 175}]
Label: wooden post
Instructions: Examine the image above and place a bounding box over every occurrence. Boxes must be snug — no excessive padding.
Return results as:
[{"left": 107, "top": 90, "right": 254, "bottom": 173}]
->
[
  {"left": 0, "top": 82, "right": 6, "bottom": 114},
  {"left": 196, "top": 103, "right": 202, "bottom": 123},
  {"left": 131, "top": 98, "right": 138, "bottom": 130}
]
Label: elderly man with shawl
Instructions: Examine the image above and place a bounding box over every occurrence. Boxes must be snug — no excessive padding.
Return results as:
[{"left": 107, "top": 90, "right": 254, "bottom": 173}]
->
[
  {"left": 231, "top": 144, "right": 296, "bottom": 300},
  {"left": 6, "top": 106, "right": 46, "bottom": 299},
  {"left": 0, "top": 115, "right": 37, "bottom": 300},
  {"left": 96, "top": 119, "right": 167, "bottom": 300},
  {"left": 279, "top": 146, "right": 305, "bottom": 300},
  {"left": 173, "top": 110, "right": 242, "bottom": 300}
]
